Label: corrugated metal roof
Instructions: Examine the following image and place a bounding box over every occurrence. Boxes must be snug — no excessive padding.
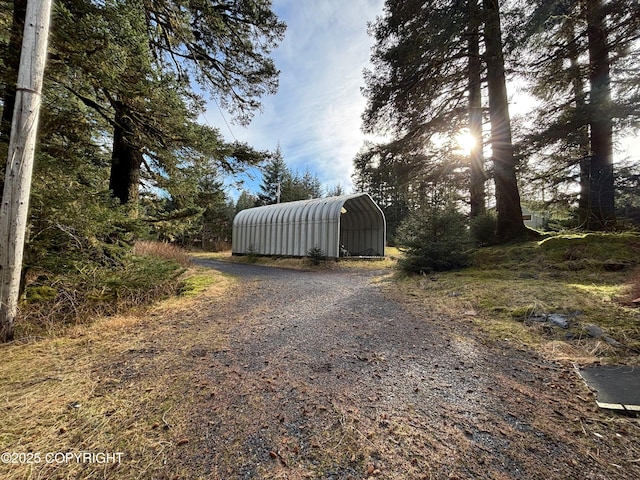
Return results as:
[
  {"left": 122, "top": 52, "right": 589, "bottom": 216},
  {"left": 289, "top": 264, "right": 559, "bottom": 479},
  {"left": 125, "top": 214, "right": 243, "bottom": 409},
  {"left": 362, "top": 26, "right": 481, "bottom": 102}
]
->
[{"left": 232, "top": 193, "right": 385, "bottom": 258}]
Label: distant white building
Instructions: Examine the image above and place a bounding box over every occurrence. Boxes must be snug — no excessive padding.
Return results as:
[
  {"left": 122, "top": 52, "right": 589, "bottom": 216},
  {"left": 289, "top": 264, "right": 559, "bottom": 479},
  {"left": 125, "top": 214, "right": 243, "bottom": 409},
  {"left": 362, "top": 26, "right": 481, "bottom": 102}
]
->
[{"left": 522, "top": 206, "right": 546, "bottom": 230}]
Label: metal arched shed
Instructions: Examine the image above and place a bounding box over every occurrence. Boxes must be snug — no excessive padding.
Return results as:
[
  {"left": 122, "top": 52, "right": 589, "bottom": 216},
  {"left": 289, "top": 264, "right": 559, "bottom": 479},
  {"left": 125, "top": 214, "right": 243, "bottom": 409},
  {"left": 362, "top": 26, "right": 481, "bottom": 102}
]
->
[{"left": 232, "top": 193, "right": 386, "bottom": 258}]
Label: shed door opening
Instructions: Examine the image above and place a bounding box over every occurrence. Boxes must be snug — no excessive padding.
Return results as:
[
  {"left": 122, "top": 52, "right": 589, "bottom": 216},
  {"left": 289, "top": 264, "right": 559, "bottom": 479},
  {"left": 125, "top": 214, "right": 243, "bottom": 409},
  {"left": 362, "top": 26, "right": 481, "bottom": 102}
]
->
[{"left": 339, "top": 197, "right": 384, "bottom": 256}]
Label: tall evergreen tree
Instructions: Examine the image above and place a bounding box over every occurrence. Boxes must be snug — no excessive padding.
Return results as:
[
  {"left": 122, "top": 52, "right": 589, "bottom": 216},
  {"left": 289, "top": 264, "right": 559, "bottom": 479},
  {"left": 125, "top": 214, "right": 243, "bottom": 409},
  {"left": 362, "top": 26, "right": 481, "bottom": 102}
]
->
[
  {"left": 109, "top": 0, "right": 285, "bottom": 207},
  {"left": 257, "top": 147, "right": 323, "bottom": 204},
  {"left": 584, "top": 0, "right": 614, "bottom": 229},
  {"left": 236, "top": 190, "right": 258, "bottom": 212},
  {"left": 326, "top": 183, "right": 345, "bottom": 197},
  {"left": 279, "top": 169, "right": 322, "bottom": 203},
  {"left": 359, "top": 0, "right": 477, "bottom": 236},
  {"left": 360, "top": 0, "right": 527, "bottom": 241},
  {"left": 520, "top": 0, "right": 640, "bottom": 229},
  {"left": 41, "top": 0, "right": 285, "bottom": 207},
  {"left": 482, "top": 0, "right": 527, "bottom": 240},
  {"left": 299, "top": 168, "right": 323, "bottom": 199},
  {"left": 468, "top": 0, "right": 485, "bottom": 218},
  {"left": 0, "top": 0, "right": 284, "bottom": 340},
  {"left": 143, "top": 0, "right": 285, "bottom": 125},
  {"left": 258, "top": 146, "right": 288, "bottom": 205}
]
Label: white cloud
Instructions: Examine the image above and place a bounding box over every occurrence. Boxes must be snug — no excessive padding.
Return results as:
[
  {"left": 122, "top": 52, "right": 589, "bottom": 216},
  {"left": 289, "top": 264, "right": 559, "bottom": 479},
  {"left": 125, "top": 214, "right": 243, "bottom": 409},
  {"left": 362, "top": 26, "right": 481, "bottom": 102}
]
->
[{"left": 203, "top": 0, "right": 385, "bottom": 197}]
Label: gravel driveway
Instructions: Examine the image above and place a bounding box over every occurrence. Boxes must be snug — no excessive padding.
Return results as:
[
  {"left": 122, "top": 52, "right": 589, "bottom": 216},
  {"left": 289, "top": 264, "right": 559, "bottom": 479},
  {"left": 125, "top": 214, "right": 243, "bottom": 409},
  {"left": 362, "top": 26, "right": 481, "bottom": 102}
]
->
[{"left": 167, "top": 259, "right": 639, "bottom": 480}]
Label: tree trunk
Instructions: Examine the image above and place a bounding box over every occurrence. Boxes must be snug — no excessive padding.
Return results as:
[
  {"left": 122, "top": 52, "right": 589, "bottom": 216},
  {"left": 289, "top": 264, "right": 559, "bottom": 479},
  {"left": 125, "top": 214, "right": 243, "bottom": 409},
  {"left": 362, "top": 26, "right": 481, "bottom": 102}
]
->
[
  {"left": 0, "top": 0, "right": 27, "bottom": 142},
  {"left": 109, "top": 101, "right": 142, "bottom": 208},
  {"left": 468, "top": 0, "right": 485, "bottom": 218},
  {"left": 585, "top": 0, "right": 615, "bottom": 230},
  {"left": 0, "top": 0, "right": 28, "bottom": 201},
  {"left": 482, "top": 0, "right": 527, "bottom": 241},
  {"left": 567, "top": 31, "right": 591, "bottom": 227},
  {"left": 0, "top": 0, "right": 52, "bottom": 342}
]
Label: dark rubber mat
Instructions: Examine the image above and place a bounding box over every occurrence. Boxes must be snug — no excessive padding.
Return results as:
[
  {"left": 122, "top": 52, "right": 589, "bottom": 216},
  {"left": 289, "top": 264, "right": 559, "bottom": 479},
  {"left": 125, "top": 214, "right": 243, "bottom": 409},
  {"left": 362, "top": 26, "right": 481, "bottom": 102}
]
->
[{"left": 578, "top": 365, "right": 640, "bottom": 412}]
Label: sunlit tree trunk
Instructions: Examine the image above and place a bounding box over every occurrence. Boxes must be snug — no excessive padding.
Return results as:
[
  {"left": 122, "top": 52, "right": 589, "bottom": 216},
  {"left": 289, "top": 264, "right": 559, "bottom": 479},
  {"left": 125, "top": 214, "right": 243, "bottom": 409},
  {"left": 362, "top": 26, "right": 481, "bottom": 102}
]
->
[
  {"left": 483, "top": 0, "right": 527, "bottom": 241},
  {"left": 585, "top": 0, "right": 615, "bottom": 230},
  {"left": 468, "top": 0, "right": 485, "bottom": 218}
]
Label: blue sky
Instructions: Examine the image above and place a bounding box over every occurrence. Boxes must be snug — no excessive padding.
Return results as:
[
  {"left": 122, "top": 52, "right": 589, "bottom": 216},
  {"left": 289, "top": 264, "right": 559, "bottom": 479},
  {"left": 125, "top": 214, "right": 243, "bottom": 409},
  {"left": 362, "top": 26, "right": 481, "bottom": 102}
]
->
[
  {"left": 201, "top": 0, "right": 386, "bottom": 199},
  {"left": 201, "top": 0, "right": 638, "bottom": 202}
]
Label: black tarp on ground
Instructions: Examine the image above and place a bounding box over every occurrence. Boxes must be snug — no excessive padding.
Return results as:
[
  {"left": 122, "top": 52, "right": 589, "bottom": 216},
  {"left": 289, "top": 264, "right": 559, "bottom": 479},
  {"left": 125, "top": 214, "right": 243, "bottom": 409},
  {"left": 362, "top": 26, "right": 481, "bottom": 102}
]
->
[{"left": 578, "top": 365, "right": 640, "bottom": 412}]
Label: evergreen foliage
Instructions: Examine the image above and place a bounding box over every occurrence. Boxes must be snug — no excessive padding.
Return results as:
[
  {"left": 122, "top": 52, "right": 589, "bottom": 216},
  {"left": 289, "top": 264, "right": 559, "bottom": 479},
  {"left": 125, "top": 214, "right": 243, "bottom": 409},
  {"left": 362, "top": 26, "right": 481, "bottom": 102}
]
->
[
  {"left": 0, "top": 0, "right": 285, "bottom": 338},
  {"left": 396, "top": 203, "right": 471, "bottom": 275},
  {"left": 258, "top": 147, "right": 288, "bottom": 205},
  {"left": 355, "top": 0, "right": 479, "bottom": 241},
  {"left": 359, "top": 0, "right": 527, "bottom": 243},
  {"left": 516, "top": 0, "right": 640, "bottom": 230},
  {"left": 257, "top": 148, "right": 323, "bottom": 205},
  {"left": 353, "top": 140, "right": 464, "bottom": 242},
  {"left": 23, "top": 245, "right": 188, "bottom": 331},
  {"left": 470, "top": 211, "right": 498, "bottom": 247},
  {"left": 236, "top": 191, "right": 259, "bottom": 213},
  {"left": 615, "top": 160, "right": 640, "bottom": 227},
  {"left": 357, "top": 0, "right": 640, "bottom": 254},
  {"left": 326, "top": 183, "right": 345, "bottom": 197},
  {"left": 306, "top": 246, "right": 326, "bottom": 265}
]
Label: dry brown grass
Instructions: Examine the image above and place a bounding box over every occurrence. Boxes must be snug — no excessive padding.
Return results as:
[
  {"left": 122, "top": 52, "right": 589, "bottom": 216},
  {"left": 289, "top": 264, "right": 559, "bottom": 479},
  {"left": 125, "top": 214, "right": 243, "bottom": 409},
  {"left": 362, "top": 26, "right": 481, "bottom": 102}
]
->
[
  {"left": 19, "top": 274, "right": 182, "bottom": 339},
  {"left": 194, "top": 249, "right": 396, "bottom": 271},
  {"left": 15, "top": 242, "right": 193, "bottom": 340},
  {"left": 0, "top": 268, "right": 234, "bottom": 480},
  {"left": 624, "top": 265, "right": 640, "bottom": 304},
  {"left": 133, "top": 240, "right": 192, "bottom": 267}
]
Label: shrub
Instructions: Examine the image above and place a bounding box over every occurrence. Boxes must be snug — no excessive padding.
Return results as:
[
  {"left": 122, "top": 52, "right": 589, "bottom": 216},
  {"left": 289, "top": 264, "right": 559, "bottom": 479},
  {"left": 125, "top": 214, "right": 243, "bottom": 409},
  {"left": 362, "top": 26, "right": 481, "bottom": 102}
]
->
[
  {"left": 246, "top": 244, "right": 258, "bottom": 263},
  {"left": 307, "top": 245, "right": 326, "bottom": 265},
  {"left": 470, "top": 211, "right": 498, "bottom": 246},
  {"left": 18, "top": 242, "right": 192, "bottom": 337},
  {"left": 396, "top": 204, "right": 471, "bottom": 275}
]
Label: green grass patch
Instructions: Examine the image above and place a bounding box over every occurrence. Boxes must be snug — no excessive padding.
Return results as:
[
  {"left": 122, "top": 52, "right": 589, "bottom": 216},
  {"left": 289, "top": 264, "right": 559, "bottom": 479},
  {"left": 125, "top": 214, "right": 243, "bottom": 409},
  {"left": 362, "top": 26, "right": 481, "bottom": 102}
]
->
[
  {"left": 473, "top": 232, "right": 640, "bottom": 271},
  {"left": 178, "top": 272, "right": 218, "bottom": 297}
]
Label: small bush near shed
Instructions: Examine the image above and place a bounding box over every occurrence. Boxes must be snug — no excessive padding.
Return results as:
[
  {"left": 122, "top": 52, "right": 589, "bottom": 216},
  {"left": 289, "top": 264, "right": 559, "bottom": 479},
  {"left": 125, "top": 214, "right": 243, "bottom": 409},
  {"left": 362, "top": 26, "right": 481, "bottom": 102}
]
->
[
  {"left": 246, "top": 244, "right": 259, "bottom": 263},
  {"left": 307, "top": 245, "right": 326, "bottom": 265},
  {"left": 396, "top": 204, "right": 471, "bottom": 275}
]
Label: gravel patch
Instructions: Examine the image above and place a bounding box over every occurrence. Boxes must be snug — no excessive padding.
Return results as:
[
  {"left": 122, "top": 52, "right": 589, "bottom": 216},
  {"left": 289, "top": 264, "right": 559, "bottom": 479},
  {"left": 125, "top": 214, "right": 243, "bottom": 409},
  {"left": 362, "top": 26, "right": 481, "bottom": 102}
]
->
[{"left": 163, "top": 260, "right": 640, "bottom": 479}]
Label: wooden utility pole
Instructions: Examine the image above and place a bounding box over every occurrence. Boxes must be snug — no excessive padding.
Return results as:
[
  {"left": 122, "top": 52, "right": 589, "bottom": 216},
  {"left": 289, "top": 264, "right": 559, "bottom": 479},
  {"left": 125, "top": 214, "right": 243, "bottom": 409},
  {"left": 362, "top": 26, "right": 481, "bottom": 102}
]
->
[{"left": 0, "top": 0, "right": 52, "bottom": 342}]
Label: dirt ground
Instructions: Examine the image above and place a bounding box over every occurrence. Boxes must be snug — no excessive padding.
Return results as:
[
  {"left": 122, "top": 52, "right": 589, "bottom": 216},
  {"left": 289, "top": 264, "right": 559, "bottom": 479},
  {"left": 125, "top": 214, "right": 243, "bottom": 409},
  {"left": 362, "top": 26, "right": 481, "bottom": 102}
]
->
[{"left": 115, "top": 258, "right": 635, "bottom": 480}]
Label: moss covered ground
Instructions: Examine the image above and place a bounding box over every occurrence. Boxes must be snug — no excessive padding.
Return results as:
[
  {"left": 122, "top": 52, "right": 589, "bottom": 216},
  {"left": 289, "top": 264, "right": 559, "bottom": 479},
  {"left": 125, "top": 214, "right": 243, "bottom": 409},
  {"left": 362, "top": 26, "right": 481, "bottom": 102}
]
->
[{"left": 398, "top": 232, "right": 640, "bottom": 363}]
